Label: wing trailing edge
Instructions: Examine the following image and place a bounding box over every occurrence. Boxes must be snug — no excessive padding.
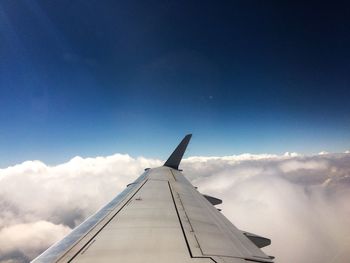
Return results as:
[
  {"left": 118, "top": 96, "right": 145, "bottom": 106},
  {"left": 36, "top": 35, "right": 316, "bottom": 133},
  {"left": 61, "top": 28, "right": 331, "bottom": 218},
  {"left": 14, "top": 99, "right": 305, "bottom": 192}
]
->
[{"left": 163, "top": 134, "right": 192, "bottom": 170}]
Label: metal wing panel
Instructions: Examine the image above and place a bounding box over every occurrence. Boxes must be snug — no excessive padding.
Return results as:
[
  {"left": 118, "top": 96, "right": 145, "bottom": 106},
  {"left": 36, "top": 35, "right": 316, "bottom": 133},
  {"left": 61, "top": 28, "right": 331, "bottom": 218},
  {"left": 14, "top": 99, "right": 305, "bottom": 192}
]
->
[
  {"left": 170, "top": 169, "right": 273, "bottom": 263},
  {"left": 32, "top": 167, "right": 216, "bottom": 263},
  {"left": 70, "top": 176, "right": 212, "bottom": 263},
  {"left": 31, "top": 171, "right": 149, "bottom": 263}
]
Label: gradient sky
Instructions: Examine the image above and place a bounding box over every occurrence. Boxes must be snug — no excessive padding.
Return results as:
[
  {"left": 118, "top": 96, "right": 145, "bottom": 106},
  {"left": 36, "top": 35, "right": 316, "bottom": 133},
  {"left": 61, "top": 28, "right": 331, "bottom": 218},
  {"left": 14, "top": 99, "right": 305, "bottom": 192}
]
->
[{"left": 1, "top": 1, "right": 350, "bottom": 166}]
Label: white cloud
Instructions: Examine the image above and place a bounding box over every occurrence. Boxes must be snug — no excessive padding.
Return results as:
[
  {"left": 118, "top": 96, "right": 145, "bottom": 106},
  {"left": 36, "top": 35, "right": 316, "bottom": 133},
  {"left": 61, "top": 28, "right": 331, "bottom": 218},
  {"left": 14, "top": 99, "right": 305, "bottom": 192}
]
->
[
  {"left": 0, "top": 152, "right": 349, "bottom": 263},
  {"left": 319, "top": 151, "right": 330, "bottom": 155},
  {"left": 279, "top": 159, "right": 329, "bottom": 173},
  {"left": 283, "top": 152, "right": 299, "bottom": 157},
  {"left": 0, "top": 221, "right": 70, "bottom": 261}
]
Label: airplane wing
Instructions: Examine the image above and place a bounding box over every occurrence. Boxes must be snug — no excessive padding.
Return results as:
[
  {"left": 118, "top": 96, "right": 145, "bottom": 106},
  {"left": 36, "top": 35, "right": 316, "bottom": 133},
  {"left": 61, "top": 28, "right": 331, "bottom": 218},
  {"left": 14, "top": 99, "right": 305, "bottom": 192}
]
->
[{"left": 32, "top": 134, "right": 274, "bottom": 263}]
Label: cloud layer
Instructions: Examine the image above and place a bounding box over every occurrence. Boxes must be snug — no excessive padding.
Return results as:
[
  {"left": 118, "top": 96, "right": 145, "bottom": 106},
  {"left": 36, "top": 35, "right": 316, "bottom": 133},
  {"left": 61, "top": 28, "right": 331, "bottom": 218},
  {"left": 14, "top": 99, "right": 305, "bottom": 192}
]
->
[{"left": 0, "top": 152, "right": 349, "bottom": 263}]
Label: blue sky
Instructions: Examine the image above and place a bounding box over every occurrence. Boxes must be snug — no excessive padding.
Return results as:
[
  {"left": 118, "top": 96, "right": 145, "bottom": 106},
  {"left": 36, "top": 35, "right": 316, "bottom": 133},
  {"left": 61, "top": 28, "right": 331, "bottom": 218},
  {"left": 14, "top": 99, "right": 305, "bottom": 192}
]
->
[{"left": 1, "top": 1, "right": 350, "bottom": 166}]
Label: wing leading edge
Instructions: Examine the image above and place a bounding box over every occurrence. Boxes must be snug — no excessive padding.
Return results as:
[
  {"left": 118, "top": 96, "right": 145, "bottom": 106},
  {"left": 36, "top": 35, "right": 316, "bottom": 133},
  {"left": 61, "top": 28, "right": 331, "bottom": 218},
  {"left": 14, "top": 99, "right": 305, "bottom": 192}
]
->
[{"left": 32, "top": 135, "right": 273, "bottom": 263}]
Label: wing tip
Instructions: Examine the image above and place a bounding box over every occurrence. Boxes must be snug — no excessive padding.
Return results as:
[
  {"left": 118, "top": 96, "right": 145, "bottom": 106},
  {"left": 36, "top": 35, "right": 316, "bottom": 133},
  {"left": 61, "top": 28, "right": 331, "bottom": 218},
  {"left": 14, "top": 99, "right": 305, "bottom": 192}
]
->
[{"left": 164, "top": 134, "right": 192, "bottom": 170}]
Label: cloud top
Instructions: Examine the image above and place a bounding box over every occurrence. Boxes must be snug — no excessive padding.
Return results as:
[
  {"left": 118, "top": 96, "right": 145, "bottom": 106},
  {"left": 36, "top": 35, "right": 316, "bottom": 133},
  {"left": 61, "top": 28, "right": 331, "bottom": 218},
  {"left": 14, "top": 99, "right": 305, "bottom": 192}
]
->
[{"left": 0, "top": 152, "right": 349, "bottom": 263}]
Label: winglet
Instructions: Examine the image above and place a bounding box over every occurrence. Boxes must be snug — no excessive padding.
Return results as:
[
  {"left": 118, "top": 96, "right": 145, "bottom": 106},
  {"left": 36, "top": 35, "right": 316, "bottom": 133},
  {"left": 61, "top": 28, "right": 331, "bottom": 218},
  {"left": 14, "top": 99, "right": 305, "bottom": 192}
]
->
[{"left": 164, "top": 134, "right": 192, "bottom": 170}]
